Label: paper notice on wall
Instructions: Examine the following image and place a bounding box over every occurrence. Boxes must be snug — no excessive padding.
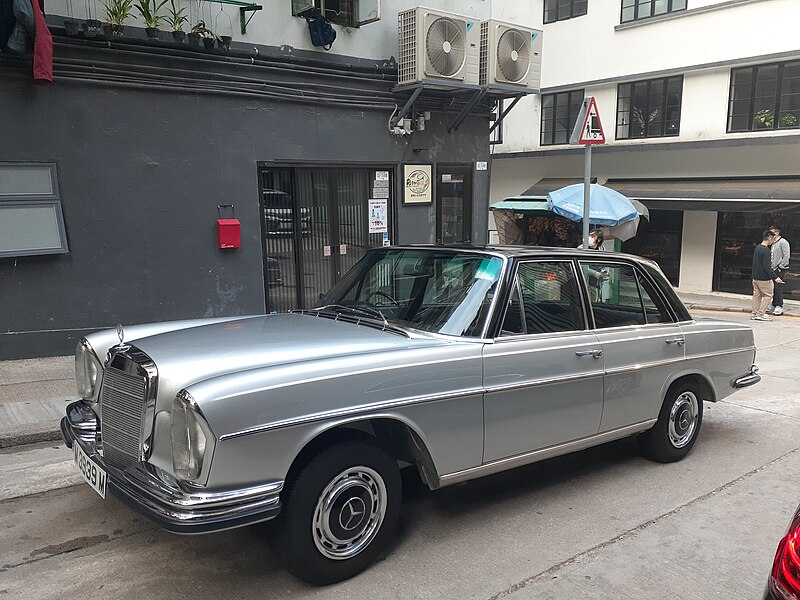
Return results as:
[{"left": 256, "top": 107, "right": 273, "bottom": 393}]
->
[
  {"left": 375, "top": 171, "right": 389, "bottom": 181},
  {"left": 372, "top": 187, "right": 389, "bottom": 198},
  {"left": 369, "top": 199, "right": 388, "bottom": 234}
]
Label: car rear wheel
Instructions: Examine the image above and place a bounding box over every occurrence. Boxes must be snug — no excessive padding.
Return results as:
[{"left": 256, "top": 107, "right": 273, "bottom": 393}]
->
[
  {"left": 276, "top": 440, "right": 402, "bottom": 585},
  {"left": 639, "top": 381, "right": 703, "bottom": 463}
]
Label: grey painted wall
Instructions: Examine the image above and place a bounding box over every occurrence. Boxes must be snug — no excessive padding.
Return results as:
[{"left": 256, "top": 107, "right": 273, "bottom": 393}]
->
[{"left": 0, "top": 44, "right": 490, "bottom": 359}]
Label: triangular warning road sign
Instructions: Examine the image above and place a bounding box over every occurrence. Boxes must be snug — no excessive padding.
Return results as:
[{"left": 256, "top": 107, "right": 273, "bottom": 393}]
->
[{"left": 571, "top": 96, "right": 606, "bottom": 145}]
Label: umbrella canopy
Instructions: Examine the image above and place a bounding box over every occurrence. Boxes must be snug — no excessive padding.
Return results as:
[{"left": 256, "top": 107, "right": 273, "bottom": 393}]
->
[
  {"left": 606, "top": 200, "right": 650, "bottom": 241},
  {"left": 546, "top": 184, "right": 638, "bottom": 226}
]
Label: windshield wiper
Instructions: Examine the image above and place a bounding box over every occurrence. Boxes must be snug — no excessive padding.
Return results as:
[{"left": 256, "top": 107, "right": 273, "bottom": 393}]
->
[{"left": 315, "top": 304, "right": 389, "bottom": 326}]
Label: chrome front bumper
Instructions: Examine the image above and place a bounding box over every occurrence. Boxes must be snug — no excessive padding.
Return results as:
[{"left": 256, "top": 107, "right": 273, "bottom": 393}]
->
[
  {"left": 61, "top": 402, "right": 283, "bottom": 534},
  {"left": 733, "top": 365, "right": 761, "bottom": 389}
]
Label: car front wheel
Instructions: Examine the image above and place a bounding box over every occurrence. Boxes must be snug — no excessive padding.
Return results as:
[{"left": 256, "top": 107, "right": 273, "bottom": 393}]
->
[
  {"left": 276, "top": 439, "right": 402, "bottom": 585},
  {"left": 639, "top": 381, "right": 703, "bottom": 463}
]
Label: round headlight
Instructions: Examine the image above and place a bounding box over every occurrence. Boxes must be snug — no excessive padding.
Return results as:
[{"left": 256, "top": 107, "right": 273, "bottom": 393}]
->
[{"left": 75, "top": 339, "right": 102, "bottom": 403}]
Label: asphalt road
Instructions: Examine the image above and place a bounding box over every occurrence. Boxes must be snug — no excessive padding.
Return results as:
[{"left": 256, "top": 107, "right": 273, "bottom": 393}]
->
[{"left": 2, "top": 312, "right": 798, "bottom": 599}]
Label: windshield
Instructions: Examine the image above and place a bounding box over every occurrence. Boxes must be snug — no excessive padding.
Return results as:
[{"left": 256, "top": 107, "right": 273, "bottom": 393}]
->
[{"left": 317, "top": 249, "right": 503, "bottom": 337}]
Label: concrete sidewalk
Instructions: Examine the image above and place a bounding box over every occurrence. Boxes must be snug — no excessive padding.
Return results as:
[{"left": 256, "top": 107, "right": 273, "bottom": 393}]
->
[{"left": 0, "top": 291, "right": 797, "bottom": 449}]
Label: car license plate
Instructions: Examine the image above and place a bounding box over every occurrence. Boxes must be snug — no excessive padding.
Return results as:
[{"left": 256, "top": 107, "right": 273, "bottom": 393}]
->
[{"left": 74, "top": 442, "right": 107, "bottom": 499}]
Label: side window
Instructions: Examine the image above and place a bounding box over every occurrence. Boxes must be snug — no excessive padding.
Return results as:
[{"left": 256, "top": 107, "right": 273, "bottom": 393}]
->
[
  {"left": 501, "top": 261, "right": 585, "bottom": 335},
  {"left": 637, "top": 271, "right": 673, "bottom": 324},
  {"left": 580, "top": 262, "right": 646, "bottom": 328}
]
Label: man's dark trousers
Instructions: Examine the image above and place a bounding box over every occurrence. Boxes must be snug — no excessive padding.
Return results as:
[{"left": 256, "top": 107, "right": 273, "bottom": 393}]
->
[{"left": 773, "top": 268, "right": 787, "bottom": 308}]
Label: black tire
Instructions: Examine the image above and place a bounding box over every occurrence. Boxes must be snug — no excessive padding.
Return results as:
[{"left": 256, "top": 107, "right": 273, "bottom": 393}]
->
[
  {"left": 276, "top": 440, "right": 402, "bottom": 585},
  {"left": 639, "top": 381, "right": 704, "bottom": 463}
]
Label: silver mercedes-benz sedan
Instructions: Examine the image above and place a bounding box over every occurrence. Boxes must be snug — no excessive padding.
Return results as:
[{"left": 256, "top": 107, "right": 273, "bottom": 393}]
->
[{"left": 61, "top": 246, "right": 761, "bottom": 584}]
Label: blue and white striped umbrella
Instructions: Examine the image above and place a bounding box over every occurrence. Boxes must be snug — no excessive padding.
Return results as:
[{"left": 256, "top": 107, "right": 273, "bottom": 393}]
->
[{"left": 546, "top": 184, "right": 638, "bottom": 227}]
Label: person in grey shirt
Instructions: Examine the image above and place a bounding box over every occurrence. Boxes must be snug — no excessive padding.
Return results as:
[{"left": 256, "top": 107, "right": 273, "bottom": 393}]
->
[{"left": 769, "top": 225, "right": 790, "bottom": 316}]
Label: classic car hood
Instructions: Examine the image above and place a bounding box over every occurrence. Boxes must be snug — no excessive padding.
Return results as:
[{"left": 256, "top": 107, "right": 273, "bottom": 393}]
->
[{"left": 128, "top": 313, "right": 446, "bottom": 402}]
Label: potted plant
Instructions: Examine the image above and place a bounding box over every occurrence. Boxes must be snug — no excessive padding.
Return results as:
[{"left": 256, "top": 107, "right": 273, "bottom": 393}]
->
[
  {"left": 104, "top": 0, "right": 133, "bottom": 36},
  {"left": 83, "top": 17, "right": 104, "bottom": 38},
  {"left": 165, "top": 0, "right": 188, "bottom": 42},
  {"left": 753, "top": 109, "right": 774, "bottom": 129},
  {"left": 191, "top": 20, "right": 216, "bottom": 50},
  {"left": 780, "top": 114, "right": 798, "bottom": 128},
  {"left": 135, "top": 0, "right": 167, "bottom": 39}
]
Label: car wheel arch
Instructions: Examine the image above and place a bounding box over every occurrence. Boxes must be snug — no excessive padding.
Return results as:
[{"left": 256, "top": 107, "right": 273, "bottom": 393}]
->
[
  {"left": 283, "top": 416, "right": 441, "bottom": 494},
  {"left": 661, "top": 371, "right": 716, "bottom": 405}
]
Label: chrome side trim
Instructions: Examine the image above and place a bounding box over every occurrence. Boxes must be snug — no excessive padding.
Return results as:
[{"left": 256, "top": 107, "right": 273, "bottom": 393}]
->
[
  {"left": 686, "top": 347, "right": 755, "bottom": 361},
  {"left": 219, "top": 386, "right": 485, "bottom": 441},
  {"left": 438, "top": 419, "right": 657, "bottom": 487},
  {"left": 604, "top": 356, "right": 685, "bottom": 376},
  {"left": 484, "top": 370, "right": 605, "bottom": 394}
]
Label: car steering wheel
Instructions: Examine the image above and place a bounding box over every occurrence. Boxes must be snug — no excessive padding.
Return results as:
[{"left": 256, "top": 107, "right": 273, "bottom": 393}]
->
[{"left": 367, "top": 291, "right": 400, "bottom": 306}]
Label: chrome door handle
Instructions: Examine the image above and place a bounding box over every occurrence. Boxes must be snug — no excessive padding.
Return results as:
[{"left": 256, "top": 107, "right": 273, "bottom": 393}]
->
[
  {"left": 665, "top": 338, "right": 686, "bottom": 346},
  {"left": 576, "top": 349, "right": 603, "bottom": 359}
]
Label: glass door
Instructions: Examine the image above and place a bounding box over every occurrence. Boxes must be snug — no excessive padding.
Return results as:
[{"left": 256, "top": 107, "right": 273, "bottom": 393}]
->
[
  {"left": 436, "top": 166, "right": 473, "bottom": 245},
  {"left": 261, "top": 166, "right": 391, "bottom": 312}
]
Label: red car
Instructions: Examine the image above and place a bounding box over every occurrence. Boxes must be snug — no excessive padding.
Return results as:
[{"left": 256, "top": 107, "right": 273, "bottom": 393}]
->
[{"left": 765, "top": 504, "right": 800, "bottom": 599}]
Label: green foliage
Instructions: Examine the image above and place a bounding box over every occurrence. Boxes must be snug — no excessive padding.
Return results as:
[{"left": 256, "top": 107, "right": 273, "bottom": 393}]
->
[
  {"left": 105, "top": 0, "right": 133, "bottom": 25},
  {"left": 780, "top": 113, "right": 798, "bottom": 128},
  {"left": 134, "top": 0, "right": 168, "bottom": 28},
  {"left": 165, "top": 0, "right": 188, "bottom": 32},
  {"left": 191, "top": 20, "right": 214, "bottom": 38},
  {"left": 753, "top": 109, "right": 774, "bottom": 129}
]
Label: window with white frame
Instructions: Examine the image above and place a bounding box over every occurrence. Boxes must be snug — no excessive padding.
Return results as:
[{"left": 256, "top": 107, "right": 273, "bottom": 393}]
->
[
  {"left": 0, "top": 163, "right": 69, "bottom": 258},
  {"left": 291, "top": 0, "right": 380, "bottom": 27},
  {"left": 620, "top": 0, "right": 686, "bottom": 23}
]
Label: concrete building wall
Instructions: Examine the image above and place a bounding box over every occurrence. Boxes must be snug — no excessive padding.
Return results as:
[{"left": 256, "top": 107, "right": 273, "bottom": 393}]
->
[
  {"left": 0, "top": 42, "right": 490, "bottom": 359},
  {"left": 46, "top": 0, "right": 541, "bottom": 60}
]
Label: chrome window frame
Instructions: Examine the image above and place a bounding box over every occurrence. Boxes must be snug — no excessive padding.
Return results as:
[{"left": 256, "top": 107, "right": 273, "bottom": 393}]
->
[{"left": 494, "top": 258, "right": 590, "bottom": 341}]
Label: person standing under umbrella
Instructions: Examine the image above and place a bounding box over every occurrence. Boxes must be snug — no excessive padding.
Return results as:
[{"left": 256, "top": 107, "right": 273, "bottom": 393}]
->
[{"left": 577, "top": 229, "right": 606, "bottom": 251}]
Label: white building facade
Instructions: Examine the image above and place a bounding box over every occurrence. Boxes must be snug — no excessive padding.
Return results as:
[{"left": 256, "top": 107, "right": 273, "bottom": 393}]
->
[{"left": 491, "top": 0, "right": 800, "bottom": 299}]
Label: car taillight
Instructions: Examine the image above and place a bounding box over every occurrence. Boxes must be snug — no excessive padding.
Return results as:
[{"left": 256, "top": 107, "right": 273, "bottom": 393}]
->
[{"left": 770, "top": 509, "right": 800, "bottom": 600}]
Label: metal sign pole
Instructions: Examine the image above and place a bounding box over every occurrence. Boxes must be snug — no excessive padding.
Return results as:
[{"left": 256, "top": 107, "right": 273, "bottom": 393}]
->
[{"left": 582, "top": 143, "right": 591, "bottom": 249}]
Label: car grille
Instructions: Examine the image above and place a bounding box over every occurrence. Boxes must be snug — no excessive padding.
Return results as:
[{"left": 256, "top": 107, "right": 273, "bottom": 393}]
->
[{"left": 100, "top": 363, "right": 147, "bottom": 470}]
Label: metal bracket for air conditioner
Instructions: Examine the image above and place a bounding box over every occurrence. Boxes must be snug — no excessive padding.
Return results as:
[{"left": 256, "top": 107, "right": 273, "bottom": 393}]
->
[
  {"left": 489, "top": 94, "right": 524, "bottom": 135},
  {"left": 204, "top": 0, "right": 262, "bottom": 34},
  {"left": 447, "top": 88, "right": 487, "bottom": 132}
]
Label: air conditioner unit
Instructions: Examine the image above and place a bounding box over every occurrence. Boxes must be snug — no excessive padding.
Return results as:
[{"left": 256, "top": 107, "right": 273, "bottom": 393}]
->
[
  {"left": 398, "top": 7, "right": 480, "bottom": 87},
  {"left": 479, "top": 20, "right": 542, "bottom": 91}
]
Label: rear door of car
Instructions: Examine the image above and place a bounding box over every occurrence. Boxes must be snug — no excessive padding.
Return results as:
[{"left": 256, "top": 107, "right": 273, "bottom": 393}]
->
[
  {"left": 483, "top": 258, "right": 605, "bottom": 462},
  {"left": 578, "top": 259, "right": 686, "bottom": 432}
]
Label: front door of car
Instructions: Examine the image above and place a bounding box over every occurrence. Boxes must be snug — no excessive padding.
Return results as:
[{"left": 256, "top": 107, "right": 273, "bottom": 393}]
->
[
  {"left": 578, "top": 260, "right": 686, "bottom": 432},
  {"left": 483, "top": 260, "right": 605, "bottom": 463}
]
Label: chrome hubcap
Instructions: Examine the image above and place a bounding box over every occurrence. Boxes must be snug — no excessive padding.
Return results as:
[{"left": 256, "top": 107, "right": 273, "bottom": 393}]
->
[
  {"left": 312, "top": 466, "right": 387, "bottom": 560},
  {"left": 668, "top": 391, "right": 698, "bottom": 448}
]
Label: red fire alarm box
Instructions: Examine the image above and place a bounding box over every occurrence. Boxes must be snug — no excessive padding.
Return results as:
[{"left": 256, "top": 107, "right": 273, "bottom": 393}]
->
[{"left": 216, "top": 205, "right": 240, "bottom": 249}]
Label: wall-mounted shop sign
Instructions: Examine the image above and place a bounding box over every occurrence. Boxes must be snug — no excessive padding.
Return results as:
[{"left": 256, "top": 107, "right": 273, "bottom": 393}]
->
[{"left": 403, "top": 164, "right": 432, "bottom": 204}]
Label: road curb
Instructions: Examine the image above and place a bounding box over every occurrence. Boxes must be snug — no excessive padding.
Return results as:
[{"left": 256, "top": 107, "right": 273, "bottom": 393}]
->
[
  {"left": 0, "top": 425, "right": 63, "bottom": 449},
  {"left": 686, "top": 304, "right": 798, "bottom": 318}
]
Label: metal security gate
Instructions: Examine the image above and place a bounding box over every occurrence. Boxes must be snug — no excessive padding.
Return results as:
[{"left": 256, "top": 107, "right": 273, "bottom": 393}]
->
[{"left": 259, "top": 166, "right": 392, "bottom": 313}]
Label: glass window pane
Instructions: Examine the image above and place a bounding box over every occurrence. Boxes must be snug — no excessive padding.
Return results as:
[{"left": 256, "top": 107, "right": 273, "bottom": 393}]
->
[
  {"left": 671, "top": 0, "right": 686, "bottom": 9},
  {"left": 500, "top": 280, "right": 525, "bottom": 335},
  {"left": 581, "top": 262, "right": 646, "bottom": 328},
  {"left": 621, "top": 5, "right": 635, "bottom": 21},
  {"left": 0, "top": 165, "right": 54, "bottom": 196},
  {"left": 637, "top": 0, "right": 652, "bottom": 19},
  {"left": 517, "top": 262, "right": 585, "bottom": 334},
  {"left": 573, "top": 0, "right": 587, "bottom": 16},
  {"left": 0, "top": 204, "right": 64, "bottom": 253},
  {"left": 356, "top": 0, "right": 379, "bottom": 24},
  {"left": 637, "top": 272, "right": 672, "bottom": 323},
  {"left": 653, "top": 0, "right": 668, "bottom": 15}
]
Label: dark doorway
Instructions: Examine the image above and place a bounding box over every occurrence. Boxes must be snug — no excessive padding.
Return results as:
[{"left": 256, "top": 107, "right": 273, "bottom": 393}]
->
[
  {"left": 436, "top": 166, "right": 473, "bottom": 244},
  {"left": 260, "top": 166, "right": 392, "bottom": 313}
]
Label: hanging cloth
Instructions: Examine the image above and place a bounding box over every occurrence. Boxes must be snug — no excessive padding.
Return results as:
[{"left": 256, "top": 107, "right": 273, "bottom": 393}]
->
[
  {"left": 0, "top": 0, "right": 14, "bottom": 49},
  {"left": 31, "top": 0, "right": 51, "bottom": 83}
]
